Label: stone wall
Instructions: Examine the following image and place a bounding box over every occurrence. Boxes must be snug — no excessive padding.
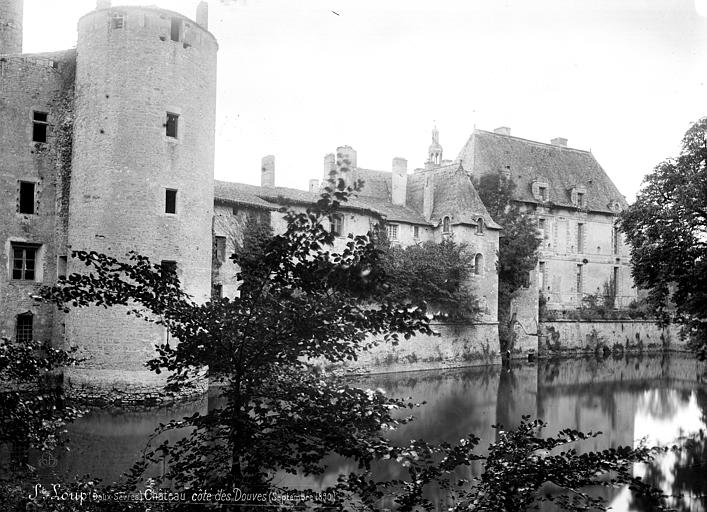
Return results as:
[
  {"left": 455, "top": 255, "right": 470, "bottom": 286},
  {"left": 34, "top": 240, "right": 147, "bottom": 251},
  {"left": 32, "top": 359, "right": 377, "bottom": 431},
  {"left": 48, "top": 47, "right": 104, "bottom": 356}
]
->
[
  {"left": 65, "top": 6, "right": 218, "bottom": 393},
  {"left": 538, "top": 320, "right": 686, "bottom": 357},
  {"left": 0, "top": 51, "right": 75, "bottom": 346},
  {"left": 325, "top": 322, "right": 501, "bottom": 374}
]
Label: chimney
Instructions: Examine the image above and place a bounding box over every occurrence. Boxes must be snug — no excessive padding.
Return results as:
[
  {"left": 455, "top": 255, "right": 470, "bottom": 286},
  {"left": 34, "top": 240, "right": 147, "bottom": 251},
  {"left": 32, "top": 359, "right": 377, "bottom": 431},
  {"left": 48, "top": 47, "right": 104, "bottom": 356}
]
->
[
  {"left": 309, "top": 179, "right": 320, "bottom": 193},
  {"left": 261, "top": 155, "right": 275, "bottom": 187},
  {"left": 391, "top": 157, "right": 407, "bottom": 206},
  {"left": 323, "top": 153, "right": 336, "bottom": 179},
  {"left": 336, "top": 146, "right": 357, "bottom": 189},
  {"left": 96, "top": 0, "right": 111, "bottom": 9},
  {"left": 494, "top": 126, "right": 511, "bottom": 136},
  {"left": 551, "top": 137, "right": 568, "bottom": 147},
  {"left": 196, "top": 1, "right": 209, "bottom": 29},
  {"left": 423, "top": 174, "right": 434, "bottom": 221},
  {"left": 336, "top": 145, "right": 357, "bottom": 170}
]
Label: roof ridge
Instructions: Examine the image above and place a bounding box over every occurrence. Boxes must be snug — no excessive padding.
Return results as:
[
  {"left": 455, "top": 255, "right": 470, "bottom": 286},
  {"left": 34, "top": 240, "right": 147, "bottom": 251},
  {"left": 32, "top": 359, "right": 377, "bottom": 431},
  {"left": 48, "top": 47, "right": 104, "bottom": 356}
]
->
[{"left": 474, "top": 129, "right": 594, "bottom": 155}]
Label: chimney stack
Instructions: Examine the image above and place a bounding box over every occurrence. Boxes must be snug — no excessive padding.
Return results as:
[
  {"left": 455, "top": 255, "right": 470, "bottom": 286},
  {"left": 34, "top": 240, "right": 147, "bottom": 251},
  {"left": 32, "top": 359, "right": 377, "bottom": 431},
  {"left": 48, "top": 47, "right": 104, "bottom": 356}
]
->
[
  {"left": 196, "top": 1, "right": 209, "bottom": 29},
  {"left": 423, "top": 174, "right": 434, "bottom": 221},
  {"left": 261, "top": 155, "right": 275, "bottom": 187},
  {"left": 494, "top": 126, "right": 511, "bottom": 136},
  {"left": 335, "top": 146, "right": 357, "bottom": 189},
  {"left": 96, "top": 0, "right": 111, "bottom": 9},
  {"left": 323, "top": 153, "right": 336, "bottom": 180},
  {"left": 392, "top": 157, "right": 408, "bottom": 206},
  {"left": 309, "top": 179, "right": 320, "bottom": 193},
  {"left": 551, "top": 137, "right": 568, "bottom": 147}
]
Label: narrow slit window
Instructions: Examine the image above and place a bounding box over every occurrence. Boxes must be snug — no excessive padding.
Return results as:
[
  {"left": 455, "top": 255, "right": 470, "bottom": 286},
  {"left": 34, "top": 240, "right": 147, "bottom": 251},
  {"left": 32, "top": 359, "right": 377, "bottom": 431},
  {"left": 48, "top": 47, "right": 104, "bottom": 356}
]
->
[
  {"left": 576, "top": 264, "right": 583, "bottom": 295},
  {"left": 32, "top": 111, "right": 48, "bottom": 143},
  {"left": 57, "top": 255, "right": 67, "bottom": 280},
  {"left": 413, "top": 225, "right": 420, "bottom": 239},
  {"left": 165, "top": 189, "right": 177, "bottom": 214},
  {"left": 16, "top": 313, "right": 33, "bottom": 343},
  {"left": 170, "top": 18, "right": 182, "bottom": 42},
  {"left": 577, "top": 223, "right": 584, "bottom": 253},
  {"left": 19, "top": 181, "right": 35, "bottom": 214},
  {"left": 166, "top": 112, "right": 179, "bottom": 138},
  {"left": 539, "top": 261, "right": 546, "bottom": 289}
]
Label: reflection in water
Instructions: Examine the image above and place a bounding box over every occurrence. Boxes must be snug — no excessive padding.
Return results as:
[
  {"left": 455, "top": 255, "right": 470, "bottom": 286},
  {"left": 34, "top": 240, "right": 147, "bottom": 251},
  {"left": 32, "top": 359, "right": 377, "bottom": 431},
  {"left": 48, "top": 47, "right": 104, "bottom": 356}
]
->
[{"left": 31, "top": 354, "right": 707, "bottom": 511}]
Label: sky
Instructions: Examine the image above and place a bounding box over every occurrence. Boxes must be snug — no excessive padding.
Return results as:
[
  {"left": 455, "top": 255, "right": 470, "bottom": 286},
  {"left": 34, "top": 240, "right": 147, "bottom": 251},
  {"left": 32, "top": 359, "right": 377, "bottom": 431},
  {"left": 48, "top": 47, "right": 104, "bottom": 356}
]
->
[{"left": 22, "top": 0, "right": 707, "bottom": 201}]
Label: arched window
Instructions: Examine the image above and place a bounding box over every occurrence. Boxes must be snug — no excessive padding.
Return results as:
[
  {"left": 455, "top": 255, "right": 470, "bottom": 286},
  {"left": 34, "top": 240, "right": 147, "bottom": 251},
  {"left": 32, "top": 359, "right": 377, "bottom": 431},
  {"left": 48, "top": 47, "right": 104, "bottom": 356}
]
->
[
  {"left": 476, "top": 217, "right": 484, "bottom": 234},
  {"left": 442, "top": 216, "right": 451, "bottom": 233},
  {"left": 474, "top": 253, "right": 484, "bottom": 275}
]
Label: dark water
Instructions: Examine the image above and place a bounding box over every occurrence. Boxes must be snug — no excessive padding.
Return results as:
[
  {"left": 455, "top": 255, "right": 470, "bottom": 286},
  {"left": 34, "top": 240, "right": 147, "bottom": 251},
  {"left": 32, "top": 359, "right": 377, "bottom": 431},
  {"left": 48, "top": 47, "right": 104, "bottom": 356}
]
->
[{"left": 31, "top": 354, "right": 707, "bottom": 511}]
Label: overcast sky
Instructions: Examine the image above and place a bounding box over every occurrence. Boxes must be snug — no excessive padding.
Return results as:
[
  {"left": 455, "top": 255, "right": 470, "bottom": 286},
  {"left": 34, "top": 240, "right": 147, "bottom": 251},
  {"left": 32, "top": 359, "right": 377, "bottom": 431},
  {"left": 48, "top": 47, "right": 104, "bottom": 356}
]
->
[{"left": 23, "top": 0, "right": 707, "bottom": 201}]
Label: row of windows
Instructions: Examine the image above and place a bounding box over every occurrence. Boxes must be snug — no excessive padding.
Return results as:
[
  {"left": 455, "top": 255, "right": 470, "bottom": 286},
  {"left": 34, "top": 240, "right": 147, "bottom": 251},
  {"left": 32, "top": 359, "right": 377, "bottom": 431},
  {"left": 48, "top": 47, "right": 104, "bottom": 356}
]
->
[
  {"left": 28, "top": 110, "right": 180, "bottom": 144},
  {"left": 537, "top": 218, "right": 622, "bottom": 255},
  {"left": 537, "top": 261, "right": 621, "bottom": 296}
]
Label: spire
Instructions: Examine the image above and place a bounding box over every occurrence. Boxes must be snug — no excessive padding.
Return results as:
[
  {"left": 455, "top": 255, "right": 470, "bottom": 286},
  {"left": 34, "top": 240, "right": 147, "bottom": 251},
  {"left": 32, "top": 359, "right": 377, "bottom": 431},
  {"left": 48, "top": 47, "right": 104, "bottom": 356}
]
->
[{"left": 427, "top": 124, "right": 443, "bottom": 168}]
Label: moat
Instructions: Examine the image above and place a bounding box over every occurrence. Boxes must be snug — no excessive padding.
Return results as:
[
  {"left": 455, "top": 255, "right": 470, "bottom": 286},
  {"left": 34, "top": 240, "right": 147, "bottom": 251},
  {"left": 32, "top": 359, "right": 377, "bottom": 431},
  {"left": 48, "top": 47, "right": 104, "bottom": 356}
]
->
[{"left": 32, "top": 354, "right": 707, "bottom": 511}]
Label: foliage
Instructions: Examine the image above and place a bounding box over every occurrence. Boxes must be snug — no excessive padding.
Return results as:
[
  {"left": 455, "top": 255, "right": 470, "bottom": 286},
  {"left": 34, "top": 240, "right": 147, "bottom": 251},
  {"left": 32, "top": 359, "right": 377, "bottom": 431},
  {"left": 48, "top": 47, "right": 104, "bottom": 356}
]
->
[
  {"left": 475, "top": 173, "right": 541, "bottom": 351},
  {"left": 26, "top": 176, "right": 672, "bottom": 511},
  {"left": 377, "top": 234, "right": 482, "bottom": 321},
  {"left": 0, "top": 339, "right": 84, "bottom": 511},
  {"left": 620, "top": 116, "right": 707, "bottom": 358}
]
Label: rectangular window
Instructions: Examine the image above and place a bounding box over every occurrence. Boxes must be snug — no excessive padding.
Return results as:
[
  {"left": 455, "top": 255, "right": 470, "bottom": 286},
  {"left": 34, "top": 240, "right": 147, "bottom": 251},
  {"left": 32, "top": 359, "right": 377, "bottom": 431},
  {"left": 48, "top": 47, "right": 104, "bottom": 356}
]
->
[
  {"left": 166, "top": 112, "right": 179, "bottom": 138},
  {"left": 576, "top": 264, "right": 583, "bottom": 295},
  {"left": 11, "top": 244, "right": 38, "bottom": 281},
  {"left": 331, "top": 214, "right": 343, "bottom": 236},
  {"left": 161, "top": 260, "right": 177, "bottom": 276},
  {"left": 538, "top": 218, "right": 546, "bottom": 238},
  {"left": 19, "top": 181, "right": 35, "bottom": 214},
  {"left": 57, "top": 255, "right": 67, "bottom": 280},
  {"left": 110, "top": 13, "right": 125, "bottom": 29},
  {"left": 212, "top": 283, "right": 223, "bottom": 300},
  {"left": 16, "top": 314, "right": 33, "bottom": 343},
  {"left": 170, "top": 18, "right": 182, "bottom": 42},
  {"left": 387, "top": 223, "right": 399, "bottom": 241},
  {"left": 413, "top": 225, "right": 420, "bottom": 239},
  {"left": 538, "top": 186, "right": 548, "bottom": 202},
  {"left": 613, "top": 226, "right": 620, "bottom": 254},
  {"left": 539, "top": 261, "right": 546, "bottom": 289},
  {"left": 214, "top": 236, "right": 227, "bottom": 263},
  {"left": 576, "top": 192, "right": 585, "bottom": 208},
  {"left": 165, "top": 189, "right": 177, "bottom": 214},
  {"left": 32, "top": 111, "right": 48, "bottom": 143},
  {"left": 613, "top": 266, "right": 620, "bottom": 298},
  {"left": 577, "top": 223, "right": 584, "bottom": 253}
]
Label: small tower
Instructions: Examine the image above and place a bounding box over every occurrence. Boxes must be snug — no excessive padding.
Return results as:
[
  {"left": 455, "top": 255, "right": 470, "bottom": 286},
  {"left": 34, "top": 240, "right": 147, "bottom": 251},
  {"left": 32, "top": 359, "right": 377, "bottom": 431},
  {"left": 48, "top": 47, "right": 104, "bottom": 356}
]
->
[
  {"left": 427, "top": 126, "right": 443, "bottom": 168},
  {"left": 0, "top": 0, "right": 23, "bottom": 55}
]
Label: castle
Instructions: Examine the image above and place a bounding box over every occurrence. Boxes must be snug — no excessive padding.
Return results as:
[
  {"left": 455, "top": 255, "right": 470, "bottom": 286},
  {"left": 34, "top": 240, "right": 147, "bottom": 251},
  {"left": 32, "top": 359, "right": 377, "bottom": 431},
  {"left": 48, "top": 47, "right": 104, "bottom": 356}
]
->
[{"left": 0, "top": 1, "right": 634, "bottom": 398}]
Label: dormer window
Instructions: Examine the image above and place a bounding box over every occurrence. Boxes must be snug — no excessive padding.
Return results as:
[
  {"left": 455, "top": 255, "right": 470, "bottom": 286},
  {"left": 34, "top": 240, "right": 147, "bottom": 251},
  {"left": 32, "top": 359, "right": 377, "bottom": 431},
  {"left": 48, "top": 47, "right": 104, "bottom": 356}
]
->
[
  {"left": 110, "top": 13, "right": 125, "bottom": 29},
  {"left": 531, "top": 178, "right": 549, "bottom": 202},
  {"left": 570, "top": 186, "right": 587, "bottom": 209},
  {"left": 442, "top": 216, "right": 451, "bottom": 233}
]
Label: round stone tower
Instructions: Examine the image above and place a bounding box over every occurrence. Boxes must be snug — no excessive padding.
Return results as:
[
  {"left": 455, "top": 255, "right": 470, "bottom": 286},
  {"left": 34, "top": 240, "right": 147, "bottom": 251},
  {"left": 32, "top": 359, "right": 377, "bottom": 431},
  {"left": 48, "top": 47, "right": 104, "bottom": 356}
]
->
[
  {"left": 66, "top": 3, "right": 217, "bottom": 396},
  {"left": 0, "top": 0, "right": 23, "bottom": 54}
]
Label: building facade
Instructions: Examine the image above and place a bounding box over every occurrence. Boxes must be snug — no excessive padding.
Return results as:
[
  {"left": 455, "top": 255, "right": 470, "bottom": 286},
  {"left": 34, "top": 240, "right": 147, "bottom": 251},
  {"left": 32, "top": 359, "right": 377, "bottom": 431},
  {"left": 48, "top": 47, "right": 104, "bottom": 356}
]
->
[
  {"left": 0, "top": 0, "right": 217, "bottom": 396},
  {"left": 457, "top": 127, "right": 635, "bottom": 311}
]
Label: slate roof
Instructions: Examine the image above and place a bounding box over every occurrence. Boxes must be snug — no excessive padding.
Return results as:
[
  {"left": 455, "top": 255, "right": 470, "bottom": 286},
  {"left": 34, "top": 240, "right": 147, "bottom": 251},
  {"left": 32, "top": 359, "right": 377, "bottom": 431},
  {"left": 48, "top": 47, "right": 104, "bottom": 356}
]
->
[
  {"left": 457, "top": 129, "right": 628, "bottom": 213},
  {"left": 214, "top": 180, "right": 428, "bottom": 225},
  {"left": 407, "top": 164, "right": 502, "bottom": 230}
]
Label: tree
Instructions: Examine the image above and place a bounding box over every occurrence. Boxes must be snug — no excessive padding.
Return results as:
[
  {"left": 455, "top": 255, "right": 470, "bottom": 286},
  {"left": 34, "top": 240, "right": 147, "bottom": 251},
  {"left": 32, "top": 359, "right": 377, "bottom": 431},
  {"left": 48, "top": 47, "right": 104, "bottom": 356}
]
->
[
  {"left": 475, "top": 173, "right": 541, "bottom": 352},
  {"left": 377, "top": 234, "right": 482, "bottom": 321},
  {"left": 31, "top": 177, "right": 673, "bottom": 512},
  {"left": 620, "top": 117, "right": 707, "bottom": 358}
]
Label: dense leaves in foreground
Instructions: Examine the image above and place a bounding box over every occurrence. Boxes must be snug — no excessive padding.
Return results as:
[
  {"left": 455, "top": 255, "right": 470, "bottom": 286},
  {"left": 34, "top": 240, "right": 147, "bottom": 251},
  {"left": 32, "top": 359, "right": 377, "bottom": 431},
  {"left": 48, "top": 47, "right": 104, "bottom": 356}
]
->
[
  {"left": 620, "top": 116, "right": 707, "bottom": 358},
  {"left": 14, "top": 175, "right": 672, "bottom": 511}
]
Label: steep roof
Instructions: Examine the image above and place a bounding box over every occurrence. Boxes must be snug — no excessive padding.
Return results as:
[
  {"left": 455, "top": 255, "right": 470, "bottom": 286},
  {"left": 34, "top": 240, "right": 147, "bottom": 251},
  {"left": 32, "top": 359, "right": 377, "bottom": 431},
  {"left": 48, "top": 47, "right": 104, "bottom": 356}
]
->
[
  {"left": 457, "top": 129, "right": 628, "bottom": 213},
  {"left": 407, "top": 164, "right": 502, "bottom": 230},
  {"left": 214, "top": 181, "right": 428, "bottom": 225}
]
